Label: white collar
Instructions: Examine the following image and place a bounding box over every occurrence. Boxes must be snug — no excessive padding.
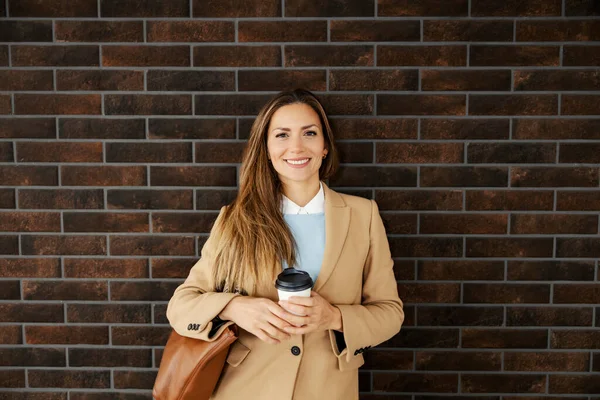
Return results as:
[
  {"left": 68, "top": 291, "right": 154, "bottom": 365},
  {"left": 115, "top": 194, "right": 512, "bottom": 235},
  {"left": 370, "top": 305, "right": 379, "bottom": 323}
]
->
[{"left": 281, "top": 182, "right": 324, "bottom": 215}]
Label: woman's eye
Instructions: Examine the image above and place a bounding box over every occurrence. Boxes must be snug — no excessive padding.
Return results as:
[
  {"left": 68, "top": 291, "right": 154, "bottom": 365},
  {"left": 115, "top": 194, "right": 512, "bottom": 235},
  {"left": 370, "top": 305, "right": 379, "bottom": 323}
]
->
[
  {"left": 275, "top": 133, "right": 288, "bottom": 138},
  {"left": 305, "top": 131, "right": 317, "bottom": 136}
]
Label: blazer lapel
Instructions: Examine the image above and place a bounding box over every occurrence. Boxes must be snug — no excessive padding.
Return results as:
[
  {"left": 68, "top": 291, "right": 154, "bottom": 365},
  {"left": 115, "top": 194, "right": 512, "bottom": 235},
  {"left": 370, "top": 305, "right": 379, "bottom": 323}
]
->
[{"left": 314, "top": 182, "right": 350, "bottom": 292}]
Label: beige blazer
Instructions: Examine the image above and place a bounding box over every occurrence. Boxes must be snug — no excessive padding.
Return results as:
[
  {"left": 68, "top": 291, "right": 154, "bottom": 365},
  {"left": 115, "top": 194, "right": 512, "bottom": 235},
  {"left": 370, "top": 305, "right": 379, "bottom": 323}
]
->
[{"left": 166, "top": 182, "right": 404, "bottom": 400}]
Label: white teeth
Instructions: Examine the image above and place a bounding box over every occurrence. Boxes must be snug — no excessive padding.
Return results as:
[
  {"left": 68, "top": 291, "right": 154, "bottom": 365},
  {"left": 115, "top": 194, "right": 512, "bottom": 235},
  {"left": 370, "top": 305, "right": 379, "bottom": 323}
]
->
[{"left": 286, "top": 159, "right": 309, "bottom": 165}]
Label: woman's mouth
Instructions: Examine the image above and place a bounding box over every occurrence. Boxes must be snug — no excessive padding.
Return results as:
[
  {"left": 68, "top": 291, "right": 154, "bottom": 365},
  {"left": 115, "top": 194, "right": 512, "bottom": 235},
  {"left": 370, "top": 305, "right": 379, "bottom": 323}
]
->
[{"left": 284, "top": 158, "right": 311, "bottom": 167}]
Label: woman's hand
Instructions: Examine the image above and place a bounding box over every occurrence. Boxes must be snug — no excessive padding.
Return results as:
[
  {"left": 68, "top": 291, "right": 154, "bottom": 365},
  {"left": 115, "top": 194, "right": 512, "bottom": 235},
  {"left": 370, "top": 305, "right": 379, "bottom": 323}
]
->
[
  {"left": 276, "top": 291, "right": 343, "bottom": 335},
  {"left": 219, "top": 296, "right": 301, "bottom": 345}
]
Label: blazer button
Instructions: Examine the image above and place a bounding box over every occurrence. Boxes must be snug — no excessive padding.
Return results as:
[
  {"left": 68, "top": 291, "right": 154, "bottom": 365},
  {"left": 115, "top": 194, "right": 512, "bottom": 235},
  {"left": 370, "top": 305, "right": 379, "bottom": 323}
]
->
[{"left": 291, "top": 346, "right": 301, "bottom": 356}]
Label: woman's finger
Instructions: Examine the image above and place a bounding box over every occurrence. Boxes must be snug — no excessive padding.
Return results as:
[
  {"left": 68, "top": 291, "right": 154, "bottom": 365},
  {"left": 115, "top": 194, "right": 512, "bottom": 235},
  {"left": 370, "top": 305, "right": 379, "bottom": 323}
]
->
[
  {"left": 278, "top": 301, "right": 309, "bottom": 316},
  {"left": 268, "top": 303, "right": 309, "bottom": 327},
  {"left": 256, "top": 329, "right": 280, "bottom": 345},
  {"left": 283, "top": 324, "right": 314, "bottom": 335},
  {"left": 261, "top": 321, "right": 290, "bottom": 341}
]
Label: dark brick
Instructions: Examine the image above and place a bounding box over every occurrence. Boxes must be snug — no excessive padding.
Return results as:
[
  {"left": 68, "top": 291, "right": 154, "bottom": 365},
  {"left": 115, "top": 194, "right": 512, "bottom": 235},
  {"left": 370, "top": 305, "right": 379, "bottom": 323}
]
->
[
  {"left": 61, "top": 166, "right": 145, "bottom": 186},
  {"left": 373, "top": 372, "right": 458, "bottom": 393},
  {"left": 106, "top": 95, "right": 191, "bottom": 116},
  {"left": 57, "top": 70, "right": 144, "bottom": 91},
  {"left": 379, "top": 95, "right": 466, "bottom": 116},
  {"left": 239, "top": 21, "right": 326, "bottom": 42},
  {"left": 0, "top": 71, "right": 52, "bottom": 91},
  {"left": 376, "top": 190, "right": 461, "bottom": 211},
  {"left": 378, "top": 0, "right": 468, "bottom": 16},
  {"left": 377, "top": 143, "right": 461, "bottom": 164},
  {"left": 60, "top": 118, "right": 145, "bottom": 140},
  {"left": 12, "top": 45, "right": 99, "bottom": 67},
  {"left": 389, "top": 237, "right": 462, "bottom": 257},
  {"left": 508, "top": 261, "right": 595, "bottom": 281},
  {"left": 418, "top": 260, "right": 504, "bottom": 281},
  {"left": 107, "top": 142, "right": 191, "bottom": 163},
  {"left": 380, "top": 213, "right": 416, "bottom": 234},
  {"left": 195, "top": 94, "right": 270, "bottom": 116},
  {"left": 462, "top": 374, "right": 545, "bottom": 393},
  {"left": 552, "top": 330, "right": 600, "bottom": 349},
  {"left": 0, "top": 96, "right": 10, "bottom": 114},
  {"left": 154, "top": 304, "right": 168, "bottom": 324},
  {"left": 149, "top": 70, "right": 235, "bottom": 91},
  {"left": 152, "top": 258, "right": 195, "bottom": 278},
  {"left": 64, "top": 258, "right": 148, "bottom": 278},
  {"left": 424, "top": 20, "right": 513, "bottom": 41},
  {"left": 507, "top": 307, "right": 593, "bottom": 327},
  {"left": 416, "top": 351, "right": 501, "bottom": 371},
  {"left": 70, "top": 394, "right": 150, "bottom": 400},
  {"left": 55, "top": 21, "right": 143, "bottom": 42},
  {"left": 331, "top": 21, "right": 419, "bottom": 41},
  {"left": 330, "top": 166, "right": 416, "bottom": 187},
  {"left": 566, "top": 0, "right": 600, "bottom": 15},
  {"left": 196, "top": 190, "right": 237, "bottom": 210},
  {"left": 507, "top": 352, "right": 590, "bottom": 373},
  {"left": 194, "top": 142, "right": 245, "bottom": 163},
  {"left": 468, "top": 143, "right": 556, "bottom": 163},
  {"left": 511, "top": 167, "right": 598, "bottom": 187},
  {"left": 15, "top": 94, "right": 101, "bottom": 115},
  {"left": 467, "top": 238, "right": 553, "bottom": 258},
  {"left": 9, "top": 0, "right": 97, "bottom": 17},
  {"left": 0, "top": 46, "right": 7, "bottom": 66},
  {"left": 518, "top": 20, "right": 600, "bottom": 41},
  {"left": 384, "top": 328, "right": 460, "bottom": 348},
  {"left": 152, "top": 212, "right": 218, "bottom": 233},
  {"left": 102, "top": 0, "right": 188, "bottom": 17},
  {"left": 21, "top": 235, "right": 106, "bottom": 256},
  {"left": 26, "top": 326, "right": 108, "bottom": 345},
  {"left": 472, "top": 0, "right": 561, "bottom": 16},
  {"left": 0, "top": 142, "right": 13, "bottom": 162},
  {"left": 17, "top": 142, "right": 102, "bottom": 163},
  {"left": 363, "top": 350, "right": 413, "bottom": 370},
  {"left": 549, "top": 375, "right": 600, "bottom": 394},
  {"left": 561, "top": 143, "right": 600, "bottom": 163},
  {"left": 470, "top": 46, "right": 559, "bottom": 66},
  {"left": 68, "top": 303, "right": 150, "bottom": 324},
  {"left": 70, "top": 349, "right": 151, "bottom": 367},
  {"left": 330, "top": 70, "right": 417, "bottom": 91},
  {"left": 331, "top": 118, "right": 418, "bottom": 139},
  {"left": 149, "top": 118, "right": 236, "bottom": 139},
  {"left": 0, "top": 281, "right": 19, "bottom": 300},
  {"left": 239, "top": 70, "right": 326, "bottom": 92},
  {"left": 0, "top": 348, "right": 65, "bottom": 367},
  {"left": 19, "top": 189, "right": 103, "bottom": 210},
  {"left": 462, "top": 329, "right": 548, "bottom": 349},
  {"left": 193, "top": 0, "right": 281, "bottom": 17},
  {"left": 103, "top": 46, "right": 189, "bottom": 67},
  {"left": 318, "top": 94, "right": 373, "bottom": 115},
  {"left": 0, "top": 21, "right": 52, "bottom": 42},
  {"left": 114, "top": 371, "right": 157, "bottom": 389},
  {"left": 417, "top": 306, "right": 503, "bottom": 326},
  {"left": 110, "top": 236, "right": 195, "bottom": 256},
  {"left": 286, "top": 0, "right": 373, "bottom": 16},
  {"left": 338, "top": 142, "right": 373, "bottom": 163},
  {"left": 422, "top": 70, "right": 511, "bottom": 91},
  {"left": 554, "top": 284, "right": 600, "bottom": 304},
  {"left": 421, "top": 166, "right": 507, "bottom": 188},
  {"left": 151, "top": 166, "right": 236, "bottom": 186},
  {"left": 512, "top": 214, "right": 598, "bottom": 234},
  {"left": 0, "top": 370, "right": 25, "bottom": 388},
  {"left": 112, "top": 326, "right": 171, "bottom": 345},
  {"left": 379, "top": 45, "right": 466, "bottom": 66},
  {"left": 0, "top": 119, "right": 55, "bottom": 139},
  {"left": 464, "top": 284, "right": 550, "bottom": 304},
  {"left": 64, "top": 212, "right": 149, "bottom": 233},
  {"left": 0, "top": 304, "right": 63, "bottom": 323},
  {"left": 564, "top": 45, "right": 600, "bottom": 66},
  {"left": 0, "top": 326, "right": 22, "bottom": 344},
  {"left": 29, "top": 370, "right": 109, "bottom": 389},
  {"left": 469, "top": 95, "right": 557, "bottom": 116},
  {"left": 421, "top": 119, "right": 509, "bottom": 140},
  {"left": 0, "top": 166, "right": 58, "bottom": 186},
  {"left": 286, "top": 45, "right": 373, "bottom": 67},
  {"left": 0, "top": 258, "right": 60, "bottom": 278},
  {"left": 557, "top": 191, "right": 600, "bottom": 211},
  {"left": 147, "top": 21, "right": 234, "bottom": 42},
  {"left": 108, "top": 189, "right": 192, "bottom": 211},
  {"left": 515, "top": 70, "right": 600, "bottom": 91},
  {"left": 563, "top": 94, "right": 600, "bottom": 115},
  {"left": 0, "top": 189, "right": 15, "bottom": 208},
  {"left": 421, "top": 214, "right": 506, "bottom": 234},
  {"left": 0, "top": 212, "right": 60, "bottom": 232},
  {"left": 194, "top": 46, "right": 280, "bottom": 67},
  {"left": 0, "top": 236, "right": 19, "bottom": 255}
]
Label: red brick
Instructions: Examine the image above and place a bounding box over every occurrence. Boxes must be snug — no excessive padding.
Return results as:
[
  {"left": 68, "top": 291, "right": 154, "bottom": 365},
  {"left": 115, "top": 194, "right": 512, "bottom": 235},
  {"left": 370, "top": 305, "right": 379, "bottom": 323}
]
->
[
  {"left": 549, "top": 375, "right": 600, "bottom": 394},
  {"left": 512, "top": 214, "right": 598, "bottom": 234},
  {"left": 57, "top": 70, "right": 144, "bottom": 91},
  {"left": 29, "top": 370, "right": 110, "bottom": 389},
  {"left": 564, "top": 45, "right": 600, "bottom": 66},
  {"left": 65, "top": 258, "right": 148, "bottom": 278},
  {"left": 114, "top": 371, "right": 157, "bottom": 389},
  {"left": 286, "top": 0, "right": 373, "bottom": 16},
  {"left": 470, "top": 45, "right": 559, "bottom": 66},
  {"left": 112, "top": 326, "right": 171, "bottom": 345},
  {"left": 0, "top": 304, "right": 63, "bottom": 323},
  {"left": 107, "top": 142, "right": 191, "bottom": 163},
  {"left": 12, "top": 45, "right": 99, "bottom": 66},
  {"left": 0, "top": 95, "right": 11, "bottom": 114},
  {"left": 103, "top": 46, "right": 189, "bottom": 67},
  {"left": 286, "top": 45, "right": 373, "bottom": 67},
  {"left": 15, "top": 94, "right": 101, "bottom": 115},
  {"left": 515, "top": 119, "right": 600, "bottom": 140},
  {"left": 378, "top": 0, "right": 468, "bottom": 16},
  {"left": 196, "top": 190, "right": 237, "bottom": 210},
  {"left": 0, "top": 166, "right": 58, "bottom": 186},
  {"left": 0, "top": 258, "right": 60, "bottom": 278},
  {"left": 55, "top": 21, "right": 143, "bottom": 42},
  {"left": 151, "top": 166, "right": 237, "bottom": 186},
  {"left": 0, "top": 326, "right": 22, "bottom": 344},
  {"left": 193, "top": 0, "right": 281, "bottom": 17},
  {"left": 363, "top": 350, "right": 413, "bottom": 370},
  {"left": 554, "top": 284, "right": 600, "bottom": 304},
  {"left": 0, "top": 70, "right": 53, "bottom": 91},
  {"left": 149, "top": 118, "right": 236, "bottom": 139},
  {"left": 511, "top": 167, "right": 598, "bottom": 187},
  {"left": 386, "top": 328, "right": 459, "bottom": 348},
  {"left": 23, "top": 281, "right": 107, "bottom": 301},
  {"left": 102, "top": 0, "right": 188, "bottom": 17},
  {"left": 377, "top": 143, "right": 462, "bottom": 164},
  {"left": 469, "top": 94, "right": 558, "bottom": 116},
  {"left": 9, "top": 0, "right": 97, "bottom": 17},
  {"left": 61, "top": 166, "right": 146, "bottom": 186},
  {"left": 68, "top": 304, "right": 150, "bottom": 324},
  {"left": 422, "top": 70, "right": 511, "bottom": 91},
  {"left": 110, "top": 236, "right": 195, "bottom": 256},
  {"left": 238, "top": 70, "right": 325, "bottom": 92},
  {"left": 108, "top": 189, "right": 193, "bottom": 210},
  {"left": 467, "top": 238, "right": 554, "bottom": 258},
  {"left": 194, "top": 46, "right": 281, "bottom": 67},
  {"left": 330, "top": 21, "right": 419, "bottom": 41},
  {"left": 330, "top": 70, "right": 417, "bottom": 91},
  {"left": 0, "top": 370, "right": 25, "bottom": 387},
  {"left": 0, "top": 119, "right": 55, "bottom": 139},
  {"left": 379, "top": 95, "right": 466, "bottom": 116},
  {"left": 424, "top": 20, "right": 513, "bottom": 41},
  {"left": 379, "top": 45, "right": 466, "bottom": 66},
  {"left": 562, "top": 94, "right": 600, "bottom": 115},
  {"left": 518, "top": 20, "right": 600, "bottom": 41},
  {"left": 194, "top": 142, "right": 245, "bottom": 163},
  {"left": 147, "top": 21, "right": 234, "bottom": 42},
  {"left": 22, "top": 235, "right": 106, "bottom": 256},
  {"left": 19, "top": 189, "right": 103, "bottom": 210},
  {"left": 64, "top": 212, "right": 149, "bottom": 233},
  {"left": 0, "top": 212, "right": 60, "bottom": 232},
  {"left": 17, "top": 142, "right": 102, "bottom": 163},
  {"left": 472, "top": 0, "right": 561, "bottom": 16},
  {"left": 551, "top": 330, "right": 600, "bottom": 349},
  {"left": 0, "top": 142, "right": 12, "bottom": 162},
  {"left": 466, "top": 190, "right": 554, "bottom": 211},
  {"left": 26, "top": 326, "right": 108, "bottom": 345},
  {"left": 557, "top": 191, "right": 600, "bottom": 211},
  {"left": 239, "top": 21, "right": 326, "bottom": 42},
  {"left": 331, "top": 118, "right": 417, "bottom": 139},
  {"left": 152, "top": 258, "right": 195, "bottom": 278},
  {"left": 60, "top": 118, "right": 144, "bottom": 140},
  {"left": 421, "top": 119, "right": 509, "bottom": 140}
]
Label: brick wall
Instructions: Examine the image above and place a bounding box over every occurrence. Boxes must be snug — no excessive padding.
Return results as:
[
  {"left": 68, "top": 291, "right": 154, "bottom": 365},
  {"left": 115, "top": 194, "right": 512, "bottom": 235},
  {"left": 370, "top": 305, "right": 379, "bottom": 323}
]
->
[{"left": 1, "top": 0, "right": 600, "bottom": 398}]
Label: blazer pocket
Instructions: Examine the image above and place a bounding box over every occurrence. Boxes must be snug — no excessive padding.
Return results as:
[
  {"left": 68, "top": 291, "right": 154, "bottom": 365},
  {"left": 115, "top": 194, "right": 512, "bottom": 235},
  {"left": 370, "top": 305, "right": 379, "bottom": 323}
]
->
[
  {"left": 338, "top": 353, "right": 364, "bottom": 372},
  {"left": 226, "top": 340, "right": 250, "bottom": 367}
]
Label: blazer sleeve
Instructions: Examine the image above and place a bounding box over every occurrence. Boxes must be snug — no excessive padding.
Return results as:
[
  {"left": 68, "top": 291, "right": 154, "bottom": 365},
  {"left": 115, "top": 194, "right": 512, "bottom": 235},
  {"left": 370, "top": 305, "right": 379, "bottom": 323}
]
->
[
  {"left": 166, "top": 206, "right": 241, "bottom": 341},
  {"left": 328, "top": 199, "right": 404, "bottom": 363}
]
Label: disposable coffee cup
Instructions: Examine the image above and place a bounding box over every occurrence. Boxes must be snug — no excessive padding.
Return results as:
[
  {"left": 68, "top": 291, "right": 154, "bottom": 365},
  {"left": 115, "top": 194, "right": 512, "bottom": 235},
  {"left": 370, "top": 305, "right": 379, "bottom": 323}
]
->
[{"left": 275, "top": 268, "right": 313, "bottom": 315}]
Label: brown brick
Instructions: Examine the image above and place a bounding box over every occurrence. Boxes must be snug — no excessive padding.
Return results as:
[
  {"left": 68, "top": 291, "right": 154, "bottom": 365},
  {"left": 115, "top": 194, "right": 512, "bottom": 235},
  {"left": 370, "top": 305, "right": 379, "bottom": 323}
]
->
[
  {"left": 238, "top": 70, "right": 325, "bottom": 92},
  {"left": 363, "top": 350, "right": 413, "bottom": 370},
  {"left": 70, "top": 349, "right": 151, "bottom": 368},
  {"left": 331, "top": 20, "right": 419, "bottom": 41},
  {"left": 107, "top": 142, "right": 191, "bottom": 163},
  {"left": 378, "top": 0, "right": 468, "bottom": 16},
  {"left": 508, "top": 261, "right": 595, "bottom": 281},
  {"left": 147, "top": 21, "right": 233, "bottom": 42},
  {"left": 17, "top": 142, "right": 102, "bottom": 163},
  {"left": 424, "top": 20, "right": 513, "bottom": 41},
  {"left": 0, "top": 212, "right": 60, "bottom": 232},
  {"left": 286, "top": 45, "right": 373, "bottom": 67},
  {"left": 373, "top": 372, "right": 458, "bottom": 393},
  {"left": 62, "top": 166, "right": 146, "bottom": 186},
  {"left": 21, "top": 235, "right": 106, "bottom": 256},
  {"left": 105, "top": 95, "right": 191, "bottom": 115},
  {"left": 194, "top": 142, "right": 245, "bottom": 163},
  {"left": 471, "top": 45, "right": 559, "bottom": 66},
  {"left": 0, "top": 258, "right": 60, "bottom": 278},
  {"left": 331, "top": 118, "right": 417, "bottom": 139},
  {"left": 552, "top": 330, "right": 600, "bottom": 349},
  {"left": 470, "top": 94, "right": 557, "bottom": 116},
  {"left": 0, "top": 326, "right": 22, "bottom": 344},
  {"left": 239, "top": 21, "right": 326, "bottom": 42},
  {"left": 70, "top": 394, "right": 150, "bottom": 400},
  {"left": 23, "top": 280, "right": 106, "bottom": 301},
  {"left": 511, "top": 167, "right": 598, "bottom": 187},
  {"left": 9, "top": 0, "right": 97, "bottom": 16},
  {"left": 563, "top": 94, "right": 600, "bottom": 115},
  {"left": 0, "top": 304, "right": 63, "bottom": 323},
  {"left": 389, "top": 237, "right": 462, "bottom": 257},
  {"left": 65, "top": 258, "right": 148, "bottom": 278},
  {"left": 15, "top": 94, "right": 101, "bottom": 115},
  {"left": 506, "top": 352, "right": 590, "bottom": 371},
  {"left": 64, "top": 212, "right": 148, "bottom": 233},
  {"left": 0, "top": 96, "right": 10, "bottom": 114},
  {"left": 462, "top": 374, "right": 545, "bottom": 393},
  {"left": 422, "top": 70, "right": 511, "bottom": 91},
  {"left": 29, "top": 370, "right": 109, "bottom": 388},
  {"left": 148, "top": 70, "right": 233, "bottom": 91},
  {"left": 376, "top": 190, "right": 462, "bottom": 211},
  {"left": 0, "top": 236, "right": 19, "bottom": 255},
  {"left": 0, "top": 46, "right": 7, "bottom": 66},
  {"left": 196, "top": 190, "right": 237, "bottom": 210},
  {"left": 19, "top": 189, "right": 103, "bottom": 210},
  {"left": 379, "top": 95, "right": 466, "bottom": 116},
  {"left": 385, "top": 328, "right": 460, "bottom": 348},
  {"left": 0, "top": 281, "right": 20, "bottom": 300},
  {"left": 60, "top": 118, "right": 145, "bottom": 140},
  {"left": 330, "top": 166, "right": 416, "bottom": 187},
  {"left": 379, "top": 45, "right": 466, "bottom": 66},
  {"left": 464, "top": 284, "right": 550, "bottom": 304},
  {"left": 330, "top": 70, "right": 417, "bottom": 91},
  {"left": 338, "top": 142, "right": 374, "bottom": 164},
  {"left": 193, "top": 0, "right": 280, "bottom": 17},
  {"left": 287, "top": 0, "right": 373, "bottom": 16},
  {"left": 112, "top": 326, "right": 171, "bottom": 345},
  {"left": 114, "top": 371, "right": 157, "bottom": 389},
  {"left": 462, "top": 328, "right": 548, "bottom": 349},
  {"left": 152, "top": 212, "right": 218, "bottom": 233},
  {"left": 56, "top": 21, "right": 143, "bottom": 42},
  {"left": 195, "top": 94, "right": 270, "bottom": 116},
  {"left": 57, "top": 70, "right": 144, "bottom": 91},
  {"left": 564, "top": 45, "right": 600, "bottom": 66},
  {"left": 152, "top": 258, "right": 195, "bottom": 278},
  {"left": 416, "top": 351, "right": 501, "bottom": 371},
  {"left": 108, "top": 189, "right": 193, "bottom": 210},
  {"left": 103, "top": 46, "right": 189, "bottom": 67},
  {"left": 110, "top": 236, "right": 195, "bottom": 256},
  {"left": 102, "top": 0, "right": 188, "bottom": 17},
  {"left": 417, "top": 306, "right": 503, "bottom": 326},
  {"left": 0, "top": 166, "right": 57, "bottom": 186},
  {"left": 12, "top": 45, "right": 99, "bottom": 66},
  {"left": 554, "top": 284, "right": 600, "bottom": 304},
  {"left": 319, "top": 94, "right": 373, "bottom": 115},
  {"left": 151, "top": 166, "right": 236, "bottom": 186},
  {"left": 377, "top": 143, "right": 462, "bottom": 164},
  {"left": 558, "top": 238, "right": 600, "bottom": 258},
  {"left": 0, "top": 370, "right": 25, "bottom": 388},
  {"left": 515, "top": 70, "right": 600, "bottom": 91},
  {"left": 0, "top": 21, "right": 52, "bottom": 42},
  {"left": 422, "top": 119, "right": 509, "bottom": 140},
  {"left": 26, "top": 326, "right": 108, "bottom": 345},
  {"left": 194, "top": 46, "right": 280, "bottom": 67},
  {"left": 557, "top": 191, "right": 600, "bottom": 211},
  {"left": 472, "top": 0, "right": 560, "bottom": 16},
  {"left": 549, "top": 375, "right": 600, "bottom": 394},
  {"left": 468, "top": 143, "right": 556, "bottom": 163},
  {"left": 0, "top": 142, "right": 13, "bottom": 162},
  {"left": 0, "top": 119, "right": 55, "bottom": 139},
  {"left": 467, "top": 238, "right": 553, "bottom": 258},
  {"left": 421, "top": 166, "right": 507, "bottom": 187},
  {"left": 380, "top": 213, "right": 416, "bottom": 234},
  {"left": 566, "top": 0, "right": 600, "bottom": 16},
  {"left": 518, "top": 20, "right": 600, "bottom": 41},
  {"left": 561, "top": 143, "right": 600, "bottom": 163},
  {"left": 0, "top": 71, "right": 52, "bottom": 91},
  {"left": 418, "top": 260, "right": 504, "bottom": 281},
  {"left": 512, "top": 214, "right": 598, "bottom": 234},
  {"left": 0, "top": 189, "right": 15, "bottom": 208},
  {"left": 420, "top": 214, "right": 507, "bottom": 234},
  {"left": 68, "top": 304, "right": 150, "bottom": 324},
  {"left": 507, "top": 307, "right": 593, "bottom": 327},
  {"left": 149, "top": 118, "right": 235, "bottom": 140}
]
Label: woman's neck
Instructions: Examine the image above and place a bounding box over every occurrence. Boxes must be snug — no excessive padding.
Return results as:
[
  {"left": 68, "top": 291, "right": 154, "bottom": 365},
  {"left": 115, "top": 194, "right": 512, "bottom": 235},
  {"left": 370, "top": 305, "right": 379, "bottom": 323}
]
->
[{"left": 281, "top": 180, "right": 321, "bottom": 207}]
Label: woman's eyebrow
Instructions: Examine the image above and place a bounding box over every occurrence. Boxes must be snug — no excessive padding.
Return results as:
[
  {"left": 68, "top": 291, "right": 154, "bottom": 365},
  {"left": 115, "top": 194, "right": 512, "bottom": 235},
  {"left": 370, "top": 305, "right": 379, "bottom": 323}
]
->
[{"left": 272, "top": 124, "right": 318, "bottom": 132}]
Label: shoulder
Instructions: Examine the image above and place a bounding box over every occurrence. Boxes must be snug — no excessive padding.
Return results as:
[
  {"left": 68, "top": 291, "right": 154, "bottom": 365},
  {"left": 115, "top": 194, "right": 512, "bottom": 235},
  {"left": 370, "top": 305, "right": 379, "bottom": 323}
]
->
[{"left": 328, "top": 188, "right": 376, "bottom": 218}]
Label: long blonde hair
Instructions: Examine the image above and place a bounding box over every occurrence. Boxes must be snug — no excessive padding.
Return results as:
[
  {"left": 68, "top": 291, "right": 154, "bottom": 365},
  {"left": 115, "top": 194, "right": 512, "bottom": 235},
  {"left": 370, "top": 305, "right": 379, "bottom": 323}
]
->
[{"left": 210, "top": 89, "right": 339, "bottom": 296}]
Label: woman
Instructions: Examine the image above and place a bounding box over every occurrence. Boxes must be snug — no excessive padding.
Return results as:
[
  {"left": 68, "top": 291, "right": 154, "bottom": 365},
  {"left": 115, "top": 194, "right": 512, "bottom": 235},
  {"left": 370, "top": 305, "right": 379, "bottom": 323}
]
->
[{"left": 166, "top": 89, "right": 404, "bottom": 399}]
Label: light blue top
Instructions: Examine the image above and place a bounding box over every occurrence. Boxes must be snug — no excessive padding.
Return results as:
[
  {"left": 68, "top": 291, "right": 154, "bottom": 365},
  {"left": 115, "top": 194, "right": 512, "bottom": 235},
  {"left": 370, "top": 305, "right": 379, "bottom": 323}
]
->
[{"left": 282, "top": 213, "right": 326, "bottom": 285}]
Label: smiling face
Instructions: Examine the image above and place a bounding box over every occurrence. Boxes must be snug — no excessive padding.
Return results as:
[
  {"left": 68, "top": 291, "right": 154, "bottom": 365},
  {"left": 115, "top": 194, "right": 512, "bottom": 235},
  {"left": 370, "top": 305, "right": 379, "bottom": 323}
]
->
[{"left": 266, "top": 103, "right": 328, "bottom": 188}]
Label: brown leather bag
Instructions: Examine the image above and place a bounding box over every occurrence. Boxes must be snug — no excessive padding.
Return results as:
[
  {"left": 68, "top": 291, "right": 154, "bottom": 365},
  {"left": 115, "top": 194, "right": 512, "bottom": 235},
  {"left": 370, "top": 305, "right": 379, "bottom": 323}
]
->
[{"left": 153, "top": 325, "right": 239, "bottom": 400}]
